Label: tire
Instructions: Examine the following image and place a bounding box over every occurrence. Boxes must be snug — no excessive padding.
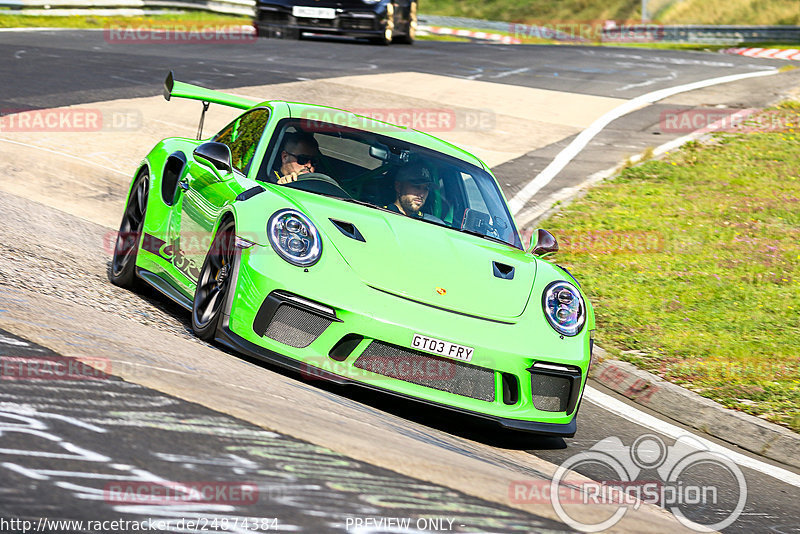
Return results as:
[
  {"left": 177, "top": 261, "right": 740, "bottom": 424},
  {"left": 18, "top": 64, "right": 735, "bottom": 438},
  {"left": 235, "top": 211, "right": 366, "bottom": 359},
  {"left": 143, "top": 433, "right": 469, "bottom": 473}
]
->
[
  {"left": 110, "top": 171, "right": 148, "bottom": 288},
  {"left": 370, "top": 2, "right": 394, "bottom": 45},
  {"left": 192, "top": 218, "right": 236, "bottom": 341},
  {"left": 396, "top": 1, "right": 416, "bottom": 44}
]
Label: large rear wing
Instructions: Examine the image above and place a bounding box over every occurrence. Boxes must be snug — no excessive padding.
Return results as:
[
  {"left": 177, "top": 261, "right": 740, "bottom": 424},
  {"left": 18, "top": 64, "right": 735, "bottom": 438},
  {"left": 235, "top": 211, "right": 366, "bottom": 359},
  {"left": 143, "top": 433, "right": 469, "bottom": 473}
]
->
[
  {"left": 163, "top": 71, "right": 259, "bottom": 138},
  {"left": 163, "top": 71, "right": 258, "bottom": 110}
]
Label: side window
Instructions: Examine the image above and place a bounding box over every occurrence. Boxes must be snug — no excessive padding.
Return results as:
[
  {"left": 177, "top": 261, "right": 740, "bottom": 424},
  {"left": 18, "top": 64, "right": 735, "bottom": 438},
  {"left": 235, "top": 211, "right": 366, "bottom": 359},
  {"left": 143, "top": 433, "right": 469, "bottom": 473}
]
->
[
  {"left": 462, "top": 173, "right": 489, "bottom": 212},
  {"left": 215, "top": 108, "right": 270, "bottom": 173}
]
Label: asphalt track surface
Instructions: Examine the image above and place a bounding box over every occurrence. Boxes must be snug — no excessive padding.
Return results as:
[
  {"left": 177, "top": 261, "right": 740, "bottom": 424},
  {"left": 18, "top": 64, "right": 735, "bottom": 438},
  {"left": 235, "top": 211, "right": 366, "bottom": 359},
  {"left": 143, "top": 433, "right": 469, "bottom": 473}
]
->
[{"left": 1, "top": 30, "right": 800, "bottom": 533}]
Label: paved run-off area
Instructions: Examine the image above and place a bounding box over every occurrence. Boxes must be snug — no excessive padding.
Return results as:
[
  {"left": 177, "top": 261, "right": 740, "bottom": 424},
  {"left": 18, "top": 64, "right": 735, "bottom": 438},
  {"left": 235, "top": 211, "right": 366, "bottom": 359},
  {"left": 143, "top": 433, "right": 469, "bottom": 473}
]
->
[{"left": 1, "top": 30, "right": 800, "bottom": 532}]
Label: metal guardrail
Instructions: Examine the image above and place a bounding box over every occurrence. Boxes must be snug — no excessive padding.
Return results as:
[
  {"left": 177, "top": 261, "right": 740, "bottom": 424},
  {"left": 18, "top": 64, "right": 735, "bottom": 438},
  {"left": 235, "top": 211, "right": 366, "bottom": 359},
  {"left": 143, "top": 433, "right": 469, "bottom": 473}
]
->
[
  {"left": 604, "top": 24, "right": 800, "bottom": 44},
  {"left": 418, "top": 15, "right": 515, "bottom": 34},
  {"left": 420, "top": 15, "right": 800, "bottom": 44}
]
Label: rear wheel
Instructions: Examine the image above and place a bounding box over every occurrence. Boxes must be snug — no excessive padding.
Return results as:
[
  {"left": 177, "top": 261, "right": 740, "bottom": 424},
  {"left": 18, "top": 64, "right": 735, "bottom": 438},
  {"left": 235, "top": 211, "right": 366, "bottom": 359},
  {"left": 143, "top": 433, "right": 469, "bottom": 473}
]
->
[
  {"left": 110, "top": 171, "right": 148, "bottom": 288},
  {"left": 192, "top": 219, "right": 236, "bottom": 341}
]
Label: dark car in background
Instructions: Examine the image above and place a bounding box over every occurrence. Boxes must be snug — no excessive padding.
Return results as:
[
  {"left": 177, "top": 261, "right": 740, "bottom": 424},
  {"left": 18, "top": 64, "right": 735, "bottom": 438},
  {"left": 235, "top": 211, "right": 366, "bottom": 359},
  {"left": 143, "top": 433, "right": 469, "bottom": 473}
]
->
[{"left": 254, "top": 0, "right": 417, "bottom": 45}]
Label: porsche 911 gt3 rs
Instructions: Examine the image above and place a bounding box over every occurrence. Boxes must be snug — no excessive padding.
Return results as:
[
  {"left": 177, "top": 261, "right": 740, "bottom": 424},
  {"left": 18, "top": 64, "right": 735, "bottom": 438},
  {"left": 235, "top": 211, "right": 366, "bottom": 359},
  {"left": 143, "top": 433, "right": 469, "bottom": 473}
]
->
[{"left": 111, "top": 72, "right": 595, "bottom": 436}]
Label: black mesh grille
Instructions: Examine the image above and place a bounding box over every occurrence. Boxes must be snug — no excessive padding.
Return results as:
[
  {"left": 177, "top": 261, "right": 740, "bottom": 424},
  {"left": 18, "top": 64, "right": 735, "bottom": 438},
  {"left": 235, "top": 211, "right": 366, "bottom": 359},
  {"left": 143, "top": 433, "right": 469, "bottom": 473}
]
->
[
  {"left": 296, "top": 18, "right": 336, "bottom": 28},
  {"left": 258, "top": 11, "right": 288, "bottom": 23},
  {"left": 531, "top": 374, "right": 572, "bottom": 412},
  {"left": 263, "top": 305, "right": 331, "bottom": 348},
  {"left": 341, "top": 18, "right": 375, "bottom": 30},
  {"left": 354, "top": 341, "right": 495, "bottom": 402}
]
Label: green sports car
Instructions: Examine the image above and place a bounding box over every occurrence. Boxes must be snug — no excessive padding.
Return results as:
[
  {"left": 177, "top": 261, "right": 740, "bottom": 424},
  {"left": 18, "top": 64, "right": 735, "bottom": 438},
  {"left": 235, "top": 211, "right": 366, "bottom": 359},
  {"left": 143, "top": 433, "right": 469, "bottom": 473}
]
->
[{"left": 111, "top": 72, "right": 595, "bottom": 436}]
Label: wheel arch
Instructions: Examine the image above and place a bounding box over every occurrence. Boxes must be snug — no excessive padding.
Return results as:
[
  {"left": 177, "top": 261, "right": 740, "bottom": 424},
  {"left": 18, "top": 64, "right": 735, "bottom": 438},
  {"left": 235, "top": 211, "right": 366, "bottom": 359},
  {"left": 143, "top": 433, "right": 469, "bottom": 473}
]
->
[
  {"left": 124, "top": 162, "right": 152, "bottom": 202},
  {"left": 214, "top": 209, "right": 238, "bottom": 240},
  {"left": 161, "top": 151, "right": 188, "bottom": 206}
]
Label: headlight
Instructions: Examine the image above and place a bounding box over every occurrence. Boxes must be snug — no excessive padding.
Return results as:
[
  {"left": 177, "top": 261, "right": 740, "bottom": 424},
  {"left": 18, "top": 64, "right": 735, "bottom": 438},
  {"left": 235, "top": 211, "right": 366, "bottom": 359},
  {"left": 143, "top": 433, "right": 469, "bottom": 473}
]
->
[
  {"left": 542, "top": 281, "right": 585, "bottom": 337},
  {"left": 267, "top": 209, "right": 321, "bottom": 266},
  {"left": 362, "top": 0, "right": 381, "bottom": 4}
]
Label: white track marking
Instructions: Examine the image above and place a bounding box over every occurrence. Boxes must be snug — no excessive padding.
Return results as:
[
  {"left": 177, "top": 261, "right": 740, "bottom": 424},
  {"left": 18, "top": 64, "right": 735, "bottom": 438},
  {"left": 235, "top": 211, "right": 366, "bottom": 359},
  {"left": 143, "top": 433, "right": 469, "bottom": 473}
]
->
[
  {"left": 585, "top": 386, "right": 800, "bottom": 488},
  {"left": 617, "top": 71, "right": 677, "bottom": 92},
  {"left": 492, "top": 67, "right": 532, "bottom": 79},
  {"left": 514, "top": 108, "right": 759, "bottom": 227},
  {"left": 0, "top": 138, "right": 129, "bottom": 176},
  {"left": 508, "top": 69, "right": 779, "bottom": 214},
  {"left": 0, "top": 334, "right": 30, "bottom": 347}
]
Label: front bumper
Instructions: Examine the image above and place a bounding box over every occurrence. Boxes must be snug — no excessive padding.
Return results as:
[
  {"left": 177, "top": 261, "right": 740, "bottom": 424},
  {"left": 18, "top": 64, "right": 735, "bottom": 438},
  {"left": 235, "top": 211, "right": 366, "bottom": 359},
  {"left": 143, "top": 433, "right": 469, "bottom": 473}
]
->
[
  {"left": 255, "top": 5, "right": 384, "bottom": 37},
  {"left": 222, "top": 244, "right": 591, "bottom": 436},
  {"left": 216, "top": 326, "right": 580, "bottom": 437}
]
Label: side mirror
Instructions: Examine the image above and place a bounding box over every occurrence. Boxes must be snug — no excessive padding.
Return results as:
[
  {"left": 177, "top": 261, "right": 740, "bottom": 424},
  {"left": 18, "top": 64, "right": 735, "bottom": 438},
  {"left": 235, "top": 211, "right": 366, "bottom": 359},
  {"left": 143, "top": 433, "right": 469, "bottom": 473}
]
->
[
  {"left": 193, "top": 142, "right": 232, "bottom": 174},
  {"left": 528, "top": 228, "right": 559, "bottom": 256}
]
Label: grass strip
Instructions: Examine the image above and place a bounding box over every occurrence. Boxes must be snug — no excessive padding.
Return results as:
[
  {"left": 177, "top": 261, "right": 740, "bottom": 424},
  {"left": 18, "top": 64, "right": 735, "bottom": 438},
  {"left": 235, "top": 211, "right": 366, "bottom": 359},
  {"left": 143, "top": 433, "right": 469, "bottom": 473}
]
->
[
  {"left": 542, "top": 101, "right": 800, "bottom": 431},
  {"left": 0, "top": 12, "right": 250, "bottom": 29}
]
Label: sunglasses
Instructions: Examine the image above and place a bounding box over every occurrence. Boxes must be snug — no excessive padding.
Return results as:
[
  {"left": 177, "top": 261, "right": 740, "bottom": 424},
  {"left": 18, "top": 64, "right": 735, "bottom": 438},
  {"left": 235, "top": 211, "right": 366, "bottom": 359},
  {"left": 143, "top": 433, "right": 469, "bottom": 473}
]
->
[{"left": 286, "top": 152, "right": 319, "bottom": 166}]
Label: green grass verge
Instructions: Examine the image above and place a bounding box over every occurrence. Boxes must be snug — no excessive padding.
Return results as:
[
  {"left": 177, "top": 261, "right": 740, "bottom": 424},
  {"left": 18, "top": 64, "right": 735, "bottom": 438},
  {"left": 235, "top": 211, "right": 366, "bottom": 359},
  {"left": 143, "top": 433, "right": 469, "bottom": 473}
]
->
[
  {"left": 0, "top": 11, "right": 250, "bottom": 29},
  {"left": 421, "top": 0, "right": 799, "bottom": 25},
  {"left": 541, "top": 101, "right": 800, "bottom": 431}
]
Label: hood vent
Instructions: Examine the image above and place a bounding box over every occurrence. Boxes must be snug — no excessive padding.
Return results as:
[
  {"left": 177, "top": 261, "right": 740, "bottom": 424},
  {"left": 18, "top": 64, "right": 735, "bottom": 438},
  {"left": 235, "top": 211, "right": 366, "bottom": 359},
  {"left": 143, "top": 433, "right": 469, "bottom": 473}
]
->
[
  {"left": 330, "top": 219, "right": 365, "bottom": 242},
  {"left": 493, "top": 261, "right": 515, "bottom": 280}
]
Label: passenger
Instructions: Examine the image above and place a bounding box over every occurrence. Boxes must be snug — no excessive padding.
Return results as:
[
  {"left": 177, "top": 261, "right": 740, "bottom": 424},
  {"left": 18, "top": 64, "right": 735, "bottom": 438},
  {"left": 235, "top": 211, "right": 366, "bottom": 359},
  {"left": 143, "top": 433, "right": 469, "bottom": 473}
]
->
[
  {"left": 386, "top": 163, "right": 438, "bottom": 218},
  {"left": 274, "top": 132, "right": 321, "bottom": 184}
]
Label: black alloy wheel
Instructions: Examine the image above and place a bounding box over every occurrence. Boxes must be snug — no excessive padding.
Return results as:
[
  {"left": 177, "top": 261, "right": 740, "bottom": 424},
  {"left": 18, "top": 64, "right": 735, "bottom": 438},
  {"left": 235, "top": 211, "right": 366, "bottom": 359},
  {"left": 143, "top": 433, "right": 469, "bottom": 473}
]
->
[
  {"left": 110, "top": 172, "right": 148, "bottom": 288},
  {"left": 192, "top": 219, "right": 237, "bottom": 341}
]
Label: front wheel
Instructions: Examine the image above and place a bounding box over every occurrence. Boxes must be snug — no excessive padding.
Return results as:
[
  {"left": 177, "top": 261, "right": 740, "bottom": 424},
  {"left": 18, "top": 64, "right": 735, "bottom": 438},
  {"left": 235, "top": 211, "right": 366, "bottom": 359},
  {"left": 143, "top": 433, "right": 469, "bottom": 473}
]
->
[
  {"left": 192, "top": 219, "right": 236, "bottom": 341},
  {"left": 370, "top": 2, "right": 394, "bottom": 45},
  {"left": 110, "top": 171, "right": 148, "bottom": 288}
]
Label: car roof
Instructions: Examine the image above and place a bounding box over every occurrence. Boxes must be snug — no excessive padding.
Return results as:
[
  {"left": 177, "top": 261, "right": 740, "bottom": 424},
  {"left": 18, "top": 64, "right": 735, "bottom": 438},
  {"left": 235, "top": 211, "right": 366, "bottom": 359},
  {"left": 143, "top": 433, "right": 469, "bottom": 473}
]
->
[{"left": 261, "top": 101, "right": 486, "bottom": 169}]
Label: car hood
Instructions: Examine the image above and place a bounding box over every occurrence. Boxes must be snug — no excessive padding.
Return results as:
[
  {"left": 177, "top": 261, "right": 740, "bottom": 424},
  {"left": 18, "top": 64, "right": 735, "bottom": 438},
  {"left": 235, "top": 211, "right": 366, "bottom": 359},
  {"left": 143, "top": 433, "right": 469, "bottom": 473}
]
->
[{"left": 296, "top": 197, "right": 536, "bottom": 320}]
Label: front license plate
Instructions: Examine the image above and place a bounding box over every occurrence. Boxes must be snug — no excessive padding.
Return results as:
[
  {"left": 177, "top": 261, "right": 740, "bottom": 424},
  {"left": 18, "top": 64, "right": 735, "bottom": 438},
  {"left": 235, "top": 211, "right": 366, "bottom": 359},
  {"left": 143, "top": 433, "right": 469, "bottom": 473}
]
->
[
  {"left": 411, "top": 334, "right": 474, "bottom": 362},
  {"left": 292, "top": 6, "right": 336, "bottom": 19}
]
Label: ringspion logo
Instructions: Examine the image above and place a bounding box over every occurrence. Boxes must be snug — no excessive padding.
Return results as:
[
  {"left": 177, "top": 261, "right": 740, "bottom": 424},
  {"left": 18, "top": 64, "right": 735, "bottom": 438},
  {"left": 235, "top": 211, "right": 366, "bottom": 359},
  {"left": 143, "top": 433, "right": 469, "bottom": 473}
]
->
[{"left": 510, "top": 434, "right": 747, "bottom": 532}]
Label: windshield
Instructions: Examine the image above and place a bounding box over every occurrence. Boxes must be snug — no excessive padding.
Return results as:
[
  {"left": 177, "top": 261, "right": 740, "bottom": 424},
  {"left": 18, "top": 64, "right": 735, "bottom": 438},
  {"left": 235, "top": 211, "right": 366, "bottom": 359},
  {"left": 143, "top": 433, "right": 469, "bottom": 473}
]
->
[{"left": 259, "top": 118, "right": 523, "bottom": 249}]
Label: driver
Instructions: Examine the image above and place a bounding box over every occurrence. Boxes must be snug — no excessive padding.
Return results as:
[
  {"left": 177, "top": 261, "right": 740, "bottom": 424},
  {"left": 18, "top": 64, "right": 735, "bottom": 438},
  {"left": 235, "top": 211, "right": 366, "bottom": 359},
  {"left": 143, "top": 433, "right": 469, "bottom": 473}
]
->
[
  {"left": 274, "top": 132, "right": 321, "bottom": 184},
  {"left": 386, "top": 163, "right": 438, "bottom": 218}
]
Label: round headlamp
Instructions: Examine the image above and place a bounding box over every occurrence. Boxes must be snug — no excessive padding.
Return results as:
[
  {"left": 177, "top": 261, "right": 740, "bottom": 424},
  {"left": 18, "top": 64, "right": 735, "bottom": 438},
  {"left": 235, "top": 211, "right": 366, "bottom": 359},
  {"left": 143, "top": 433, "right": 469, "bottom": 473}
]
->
[
  {"left": 542, "top": 281, "right": 585, "bottom": 337},
  {"left": 267, "top": 209, "right": 321, "bottom": 267}
]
